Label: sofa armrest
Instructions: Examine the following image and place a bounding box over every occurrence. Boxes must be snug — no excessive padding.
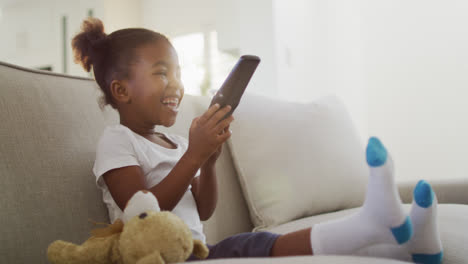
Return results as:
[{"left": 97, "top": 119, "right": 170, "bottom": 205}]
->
[{"left": 397, "top": 178, "right": 468, "bottom": 205}]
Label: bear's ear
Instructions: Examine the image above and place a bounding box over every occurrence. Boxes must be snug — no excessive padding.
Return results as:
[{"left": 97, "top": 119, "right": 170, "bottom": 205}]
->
[
  {"left": 193, "top": 239, "right": 210, "bottom": 259},
  {"left": 90, "top": 219, "right": 124, "bottom": 237},
  {"left": 122, "top": 190, "right": 161, "bottom": 223}
]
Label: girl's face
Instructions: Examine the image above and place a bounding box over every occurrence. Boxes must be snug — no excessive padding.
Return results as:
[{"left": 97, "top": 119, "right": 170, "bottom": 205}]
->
[{"left": 125, "top": 40, "right": 184, "bottom": 128}]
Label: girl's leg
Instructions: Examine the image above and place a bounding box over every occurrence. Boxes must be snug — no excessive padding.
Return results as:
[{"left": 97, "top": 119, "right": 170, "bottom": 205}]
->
[
  {"left": 272, "top": 139, "right": 442, "bottom": 264},
  {"left": 270, "top": 228, "right": 313, "bottom": 256},
  {"left": 310, "top": 137, "right": 411, "bottom": 255}
]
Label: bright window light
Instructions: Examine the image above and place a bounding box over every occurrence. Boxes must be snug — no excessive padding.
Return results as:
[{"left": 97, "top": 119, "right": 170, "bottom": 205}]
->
[
  {"left": 171, "top": 31, "right": 236, "bottom": 96},
  {"left": 171, "top": 33, "right": 205, "bottom": 96}
]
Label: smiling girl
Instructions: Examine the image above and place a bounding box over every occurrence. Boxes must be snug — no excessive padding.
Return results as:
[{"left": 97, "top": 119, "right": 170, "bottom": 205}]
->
[{"left": 72, "top": 18, "right": 442, "bottom": 263}]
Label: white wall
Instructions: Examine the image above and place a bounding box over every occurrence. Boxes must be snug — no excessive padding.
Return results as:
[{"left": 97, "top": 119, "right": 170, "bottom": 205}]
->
[
  {"left": 102, "top": 0, "right": 142, "bottom": 34},
  {"left": 0, "top": 1, "right": 63, "bottom": 72},
  {"left": 141, "top": 0, "right": 217, "bottom": 37},
  {"left": 0, "top": 0, "right": 105, "bottom": 76},
  {"left": 0, "top": 0, "right": 142, "bottom": 77},
  {"left": 236, "top": 0, "right": 278, "bottom": 96},
  {"left": 274, "top": 0, "right": 468, "bottom": 181},
  {"left": 273, "top": 0, "right": 367, "bottom": 139},
  {"left": 362, "top": 0, "right": 468, "bottom": 180}
]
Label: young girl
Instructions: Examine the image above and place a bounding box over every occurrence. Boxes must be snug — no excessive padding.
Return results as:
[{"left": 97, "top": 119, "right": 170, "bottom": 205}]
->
[{"left": 73, "top": 18, "right": 442, "bottom": 263}]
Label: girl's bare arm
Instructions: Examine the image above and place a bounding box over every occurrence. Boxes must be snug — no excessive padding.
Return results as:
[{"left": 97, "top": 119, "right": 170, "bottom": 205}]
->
[{"left": 191, "top": 159, "right": 219, "bottom": 221}]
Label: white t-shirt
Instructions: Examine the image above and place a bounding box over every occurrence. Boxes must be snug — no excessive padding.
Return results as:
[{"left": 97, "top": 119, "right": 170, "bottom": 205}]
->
[{"left": 92, "top": 124, "right": 205, "bottom": 243}]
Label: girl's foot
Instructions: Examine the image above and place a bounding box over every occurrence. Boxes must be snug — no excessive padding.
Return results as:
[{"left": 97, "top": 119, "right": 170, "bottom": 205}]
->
[{"left": 311, "top": 137, "right": 412, "bottom": 255}]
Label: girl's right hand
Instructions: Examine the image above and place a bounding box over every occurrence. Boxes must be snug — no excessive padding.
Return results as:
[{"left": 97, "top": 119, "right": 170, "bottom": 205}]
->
[{"left": 187, "top": 104, "right": 234, "bottom": 165}]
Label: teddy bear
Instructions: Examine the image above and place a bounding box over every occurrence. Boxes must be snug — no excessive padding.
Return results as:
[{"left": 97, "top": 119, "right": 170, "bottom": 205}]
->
[{"left": 47, "top": 190, "right": 209, "bottom": 264}]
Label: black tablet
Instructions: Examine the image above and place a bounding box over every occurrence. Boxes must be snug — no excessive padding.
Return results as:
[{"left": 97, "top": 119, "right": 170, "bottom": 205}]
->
[{"left": 209, "top": 55, "right": 260, "bottom": 120}]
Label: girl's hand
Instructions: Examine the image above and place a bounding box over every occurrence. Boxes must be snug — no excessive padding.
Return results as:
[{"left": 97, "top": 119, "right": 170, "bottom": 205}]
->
[
  {"left": 204, "top": 124, "right": 231, "bottom": 167},
  {"left": 187, "top": 104, "right": 234, "bottom": 166}
]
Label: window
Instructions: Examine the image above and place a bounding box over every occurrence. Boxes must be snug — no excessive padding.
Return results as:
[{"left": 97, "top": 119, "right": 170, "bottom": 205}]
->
[{"left": 171, "top": 31, "right": 236, "bottom": 97}]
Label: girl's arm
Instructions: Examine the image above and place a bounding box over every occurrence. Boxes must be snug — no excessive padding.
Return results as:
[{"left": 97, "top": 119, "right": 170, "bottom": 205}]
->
[
  {"left": 103, "top": 152, "right": 201, "bottom": 212},
  {"left": 103, "top": 104, "right": 233, "bottom": 212},
  {"left": 191, "top": 144, "right": 227, "bottom": 221}
]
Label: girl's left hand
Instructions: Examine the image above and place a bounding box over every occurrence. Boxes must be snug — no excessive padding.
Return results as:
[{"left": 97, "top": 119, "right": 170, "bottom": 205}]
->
[{"left": 204, "top": 125, "right": 230, "bottom": 167}]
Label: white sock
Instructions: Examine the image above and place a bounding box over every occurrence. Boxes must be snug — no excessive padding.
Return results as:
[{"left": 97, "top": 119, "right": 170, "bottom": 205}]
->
[
  {"left": 352, "top": 180, "right": 443, "bottom": 264},
  {"left": 406, "top": 180, "right": 443, "bottom": 264},
  {"left": 311, "top": 137, "right": 412, "bottom": 255}
]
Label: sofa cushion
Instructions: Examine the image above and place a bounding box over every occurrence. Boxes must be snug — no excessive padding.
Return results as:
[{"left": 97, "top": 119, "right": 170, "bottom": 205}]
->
[
  {"left": 188, "top": 255, "right": 410, "bottom": 264},
  {"left": 0, "top": 62, "right": 119, "bottom": 264},
  {"left": 228, "top": 94, "right": 368, "bottom": 230},
  {"left": 265, "top": 204, "right": 468, "bottom": 264}
]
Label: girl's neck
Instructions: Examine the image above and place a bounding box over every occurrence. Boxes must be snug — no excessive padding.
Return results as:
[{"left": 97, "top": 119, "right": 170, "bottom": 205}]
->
[
  {"left": 120, "top": 118, "right": 157, "bottom": 137},
  {"left": 119, "top": 121, "right": 176, "bottom": 149}
]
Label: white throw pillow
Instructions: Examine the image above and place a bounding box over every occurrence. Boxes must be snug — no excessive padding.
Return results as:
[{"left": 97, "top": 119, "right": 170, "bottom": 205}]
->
[{"left": 228, "top": 94, "right": 368, "bottom": 230}]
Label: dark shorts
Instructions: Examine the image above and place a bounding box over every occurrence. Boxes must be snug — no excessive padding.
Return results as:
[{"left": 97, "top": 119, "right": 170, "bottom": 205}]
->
[{"left": 187, "top": 232, "right": 280, "bottom": 261}]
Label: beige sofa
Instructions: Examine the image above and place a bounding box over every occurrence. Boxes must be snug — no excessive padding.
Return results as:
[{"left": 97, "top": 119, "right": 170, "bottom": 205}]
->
[{"left": 1, "top": 60, "right": 467, "bottom": 264}]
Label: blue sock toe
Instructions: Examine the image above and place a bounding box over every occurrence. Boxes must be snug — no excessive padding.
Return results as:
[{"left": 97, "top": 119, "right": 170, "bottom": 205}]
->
[
  {"left": 412, "top": 251, "right": 443, "bottom": 264},
  {"left": 366, "top": 137, "right": 388, "bottom": 167},
  {"left": 391, "top": 216, "right": 413, "bottom": 244},
  {"left": 414, "top": 180, "right": 434, "bottom": 208}
]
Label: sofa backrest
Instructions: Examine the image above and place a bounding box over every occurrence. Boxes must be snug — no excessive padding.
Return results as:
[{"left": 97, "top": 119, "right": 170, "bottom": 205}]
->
[{"left": 0, "top": 61, "right": 252, "bottom": 264}]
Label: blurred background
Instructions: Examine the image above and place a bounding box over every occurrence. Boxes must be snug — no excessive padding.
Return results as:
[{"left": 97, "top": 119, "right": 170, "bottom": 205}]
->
[{"left": 0, "top": 0, "right": 467, "bottom": 181}]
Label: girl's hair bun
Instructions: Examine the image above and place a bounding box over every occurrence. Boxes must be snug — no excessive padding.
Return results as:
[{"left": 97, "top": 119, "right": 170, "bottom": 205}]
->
[{"left": 72, "top": 18, "right": 108, "bottom": 72}]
